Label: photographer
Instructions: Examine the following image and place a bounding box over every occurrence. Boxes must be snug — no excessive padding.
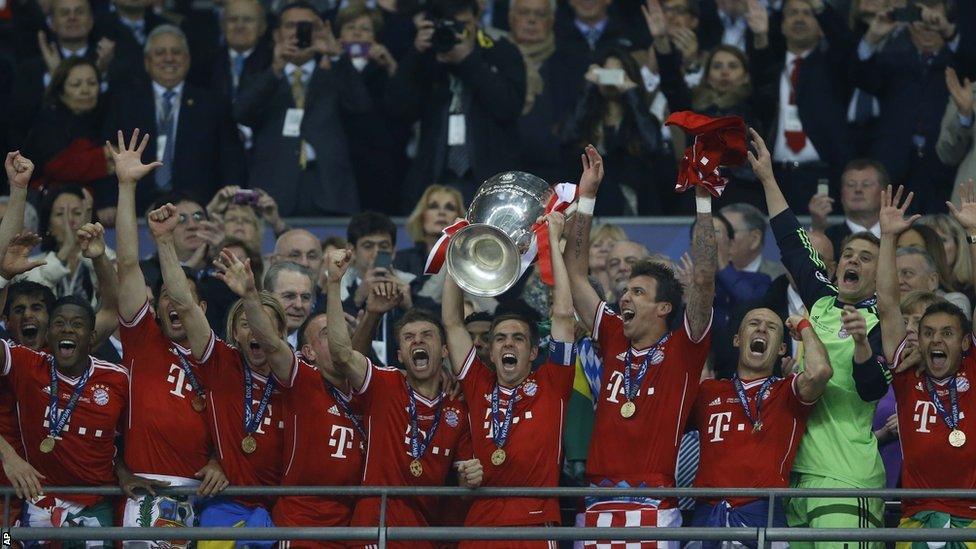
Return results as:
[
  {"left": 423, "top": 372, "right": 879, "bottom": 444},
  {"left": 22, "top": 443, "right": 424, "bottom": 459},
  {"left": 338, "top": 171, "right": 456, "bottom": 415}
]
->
[{"left": 386, "top": 0, "right": 526, "bottom": 208}]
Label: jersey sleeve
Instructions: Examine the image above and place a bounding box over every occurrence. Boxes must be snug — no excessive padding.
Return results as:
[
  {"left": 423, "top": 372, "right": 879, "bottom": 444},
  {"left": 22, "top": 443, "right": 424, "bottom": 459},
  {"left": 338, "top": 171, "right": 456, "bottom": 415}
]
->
[
  {"left": 271, "top": 351, "right": 301, "bottom": 390},
  {"left": 852, "top": 324, "right": 892, "bottom": 402},
  {"left": 545, "top": 340, "right": 577, "bottom": 398},
  {"left": 1, "top": 339, "right": 43, "bottom": 381},
  {"left": 454, "top": 404, "right": 474, "bottom": 462},
  {"left": 787, "top": 373, "right": 818, "bottom": 409},
  {"left": 352, "top": 359, "right": 399, "bottom": 411},
  {"left": 118, "top": 300, "right": 164, "bottom": 363},
  {"left": 675, "top": 312, "right": 712, "bottom": 376},
  {"left": 458, "top": 347, "right": 492, "bottom": 403},
  {"left": 769, "top": 209, "right": 836, "bottom": 309},
  {"left": 592, "top": 301, "right": 622, "bottom": 348}
]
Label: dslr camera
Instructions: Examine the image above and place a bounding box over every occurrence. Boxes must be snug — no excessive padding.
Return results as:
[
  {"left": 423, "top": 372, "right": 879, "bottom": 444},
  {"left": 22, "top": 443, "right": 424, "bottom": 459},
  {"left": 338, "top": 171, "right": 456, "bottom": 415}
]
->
[{"left": 431, "top": 18, "right": 467, "bottom": 54}]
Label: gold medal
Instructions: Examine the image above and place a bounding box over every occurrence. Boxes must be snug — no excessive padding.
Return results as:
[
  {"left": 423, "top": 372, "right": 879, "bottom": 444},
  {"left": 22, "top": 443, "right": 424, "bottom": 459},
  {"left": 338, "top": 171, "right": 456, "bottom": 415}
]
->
[
  {"left": 949, "top": 429, "right": 967, "bottom": 448},
  {"left": 409, "top": 459, "right": 423, "bottom": 477},
  {"left": 490, "top": 448, "right": 506, "bottom": 466},
  {"left": 752, "top": 421, "right": 763, "bottom": 433},
  {"left": 620, "top": 401, "right": 636, "bottom": 419},
  {"left": 191, "top": 395, "right": 206, "bottom": 413},
  {"left": 241, "top": 435, "right": 258, "bottom": 454},
  {"left": 39, "top": 436, "right": 56, "bottom": 453}
]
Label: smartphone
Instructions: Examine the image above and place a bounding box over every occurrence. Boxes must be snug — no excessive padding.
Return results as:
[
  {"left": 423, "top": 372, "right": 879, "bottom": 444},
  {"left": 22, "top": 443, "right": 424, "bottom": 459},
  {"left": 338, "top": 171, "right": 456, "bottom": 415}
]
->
[
  {"left": 296, "top": 21, "right": 313, "bottom": 49},
  {"left": 891, "top": 2, "right": 920, "bottom": 22},
  {"left": 374, "top": 250, "right": 392, "bottom": 270},
  {"left": 594, "top": 68, "right": 625, "bottom": 86},
  {"left": 817, "top": 180, "right": 830, "bottom": 197},
  {"left": 233, "top": 189, "right": 260, "bottom": 205}
]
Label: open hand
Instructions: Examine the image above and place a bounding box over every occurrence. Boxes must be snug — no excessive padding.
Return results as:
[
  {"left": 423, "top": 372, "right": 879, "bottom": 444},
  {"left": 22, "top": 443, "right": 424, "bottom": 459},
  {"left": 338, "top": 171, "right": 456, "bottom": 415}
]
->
[
  {"left": 746, "top": 127, "right": 774, "bottom": 184},
  {"left": 147, "top": 203, "right": 180, "bottom": 239},
  {"left": 3, "top": 452, "right": 45, "bottom": 499},
  {"left": 108, "top": 129, "right": 162, "bottom": 185},
  {"left": 366, "top": 282, "right": 403, "bottom": 313},
  {"left": 0, "top": 232, "right": 46, "bottom": 278},
  {"left": 946, "top": 67, "right": 975, "bottom": 119},
  {"left": 5, "top": 151, "right": 34, "bottom": 190},
  {"left": 212, "top": 248, "right": 257, "bottom": 297},
  {"left": 745, "top": 0, "right": 769, "bottom": 34},
  {"left": 879, "top": 185, "right": 920, "bottom": 236},
  {"left": 578, "top": 145, "right": 604, "bottom": 199},
  {"left": 76, "top": 222, "right": 107, "bottom": 259},
  {"left": 641, "top": 0, "right": 668, "bottom": 39},
  {"left": 947, "top": 179, "right": 976, "bottom": 231}
]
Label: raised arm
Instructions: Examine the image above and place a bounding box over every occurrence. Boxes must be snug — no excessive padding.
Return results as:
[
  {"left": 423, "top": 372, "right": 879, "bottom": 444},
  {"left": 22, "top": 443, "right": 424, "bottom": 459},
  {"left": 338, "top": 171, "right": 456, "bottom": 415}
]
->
[
  {"left": 442, "top": 270, "right": 474, "bottom": 374},
  {"left": 149, "top": 205, "right": 213, "bottom": 360},
  {"left": 108, "top": 130, "right": 162, "bottom": 321},
  {"left": 326, "top": 250, "right": 368, "bottom": 391},
  {"left": 747, "top": 128, "right": 789, "bottom": 218},
  {"left": 546, "top": 212, "right": 575, "bottom": 342},
  {"left": 213, "top": 249, "right": 294, "bottom": 385},
  {"left": 686, "top": 186, "right": 717, "bottom": 341},
  {"left": 77, "top": 222, "right": 119, "bottom": 349},
  {"left": 947, "top": 180, "right": 976, "bottom": 336},
  {"left": 787, "top": 315, "right": 833, "bottom": 402},
  {"left": 0, "top": 153, "right": 34, "bottom": 260},
  {"left": 563, "top": 145, "right": 605, "bottom": 330},
  {"left": 352, "top": 285, "right": 403, "bottom": 356},
  {"left": 877, "top": 186, "right": 919, "bottom": 360}
]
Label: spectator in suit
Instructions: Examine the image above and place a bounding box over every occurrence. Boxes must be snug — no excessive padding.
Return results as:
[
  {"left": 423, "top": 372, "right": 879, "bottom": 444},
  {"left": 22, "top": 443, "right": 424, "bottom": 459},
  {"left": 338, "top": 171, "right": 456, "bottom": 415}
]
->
[
  {"left": 753, "top": 0, "right": 855, "bottom": 213},
  {"left": 555, "top": 0, "right": 636, "bottom": 61},
  {"left": 720, "top": 202, "right": 786, "bottom": 279},
  {"left": 336, "top": 4, "right": 410, "bottom": 214},
  {"left": 387, "top": 0, "right": 526, "bottom": 205},
  {"left": 272, "top": 229, "right": 324, "bottom": 291},
  {"left": 93, "top": 0, "right": 168, "bottom": 84},
  {"left": 209, "top": 0, "right": 271, "bottom": 100},
  {"left": 561, "top": 47, "right": 668, "bottom": 215},
  {"left": 264, "top": 260, "right": 315, "bottom": 347},
  {"left": 894, "top": 246, "right": 971, "bottom": 318},
  {"left": 810, "top": 157, "right": 885, "bottom": 261},
  {"left": 10, "top": 0, "right": 114, "bottom": 146},
  {"left": 844, "top": 0, "right": 888, "bottom": 158},
  {"left": 234, "top": 1, "right": 370, "bottom": 216},
  {"left": 917, "top": 213, "right": 973, "bottom": 300},
  {"left": 103, "top": 25, "right": 246, "bottom": 212},
  {"left": 605, "top": 239, "right": 650, "bottom": 300},
  {"left": 851, "top": 0, "right": 962, "bottom": 213},
  {"left": 22, "top": 58, "right": 116, "bottom": 220},
  {"left": 937, "top": 67, "right": 975, "bottom": 195}
]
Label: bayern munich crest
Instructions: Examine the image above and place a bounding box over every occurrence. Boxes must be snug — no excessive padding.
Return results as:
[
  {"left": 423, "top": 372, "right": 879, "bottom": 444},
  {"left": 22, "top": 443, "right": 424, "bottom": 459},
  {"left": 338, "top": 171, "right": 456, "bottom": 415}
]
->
[
  {"left": 648, "top": 349, "right": 665, "bottom": 365},
  {"left": 445, "top": 409, "right": 459, "bottom": 428},
  {"left": 92, "top": 385, "right": 110, "bottom": 406},
  {"left": 958, "top": 377, "right": 971, "bottom": 393},
  {"left": 523, "top": 381, "right": 538, "bottom": 397}
]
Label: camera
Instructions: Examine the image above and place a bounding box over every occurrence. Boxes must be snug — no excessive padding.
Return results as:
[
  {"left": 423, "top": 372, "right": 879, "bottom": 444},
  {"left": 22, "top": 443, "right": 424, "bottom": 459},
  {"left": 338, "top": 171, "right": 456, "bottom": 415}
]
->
[
  {"left": 891, "top": 0, "right": 921, "bottom": 22},
  {"left": 296, "top": 21, "right": 313, "bottom": 49},
  {"left": 233, "top": 190, "right": 260, "bottom": 206},
  {"left": 431, "top": 18, "right": 466, "bottom": 54}
]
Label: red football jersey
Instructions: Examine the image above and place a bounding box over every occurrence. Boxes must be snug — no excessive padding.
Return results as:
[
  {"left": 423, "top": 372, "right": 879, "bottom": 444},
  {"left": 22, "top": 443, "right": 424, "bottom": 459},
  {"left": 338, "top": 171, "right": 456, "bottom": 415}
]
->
[
  {"left": 196, "top": 332, "right": 289, "bottom": 508},
  {"left": 892, "top": 338, "right": 976, "bottom": 518},
  {"left": 350, "top": 360, "right": 471, "bottom": 539},
  {"left": 119, "top": 301, "right": 211, "bottom": 479},
  {"left": 1, "top": 340, "right": 128, "bottom": 507},
  {"left": 274, "top": 357, "right": 364, "bottom": 534},
  {"left": 459, "top": 346, "right": 575, "bottom": 527},
  {"left": 587, "top": 302, "right": 711, "bottom": 494},
  {"left": 690, "top": 374, "right": 813, "bottom": 507}
]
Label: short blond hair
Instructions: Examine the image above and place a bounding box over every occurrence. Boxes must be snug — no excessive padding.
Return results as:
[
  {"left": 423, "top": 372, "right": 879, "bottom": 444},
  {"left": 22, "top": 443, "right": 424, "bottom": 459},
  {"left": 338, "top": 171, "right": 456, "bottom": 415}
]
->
[
  {"left": 225, "top": 291, "right": 288, "bottom": 347},
  {"left": 590, "top": 223, "right": 627, "bottom": 244},
  {"left": 405, "top": 185, "right": 466, "bottom": 243}
]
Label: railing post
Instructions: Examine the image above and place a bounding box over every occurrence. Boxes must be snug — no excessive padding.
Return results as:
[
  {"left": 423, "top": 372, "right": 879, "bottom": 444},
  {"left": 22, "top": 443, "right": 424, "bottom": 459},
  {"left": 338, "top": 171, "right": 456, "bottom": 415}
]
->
[
  {"left": 764, "top": 493, "right": 775, "bottom": 549},
  {"left": 378, "top": 490, "right": 388, "bottom": 549}
]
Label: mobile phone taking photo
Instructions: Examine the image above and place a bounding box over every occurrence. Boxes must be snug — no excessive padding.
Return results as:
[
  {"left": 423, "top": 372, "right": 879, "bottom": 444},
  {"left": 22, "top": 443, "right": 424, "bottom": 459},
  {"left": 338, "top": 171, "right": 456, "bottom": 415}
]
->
[
  {"left": 374, "top": 250, "right": 392, "bottom": 271},
  {"left": 296, "top": 21, "right": 313, "bottom": 49}
]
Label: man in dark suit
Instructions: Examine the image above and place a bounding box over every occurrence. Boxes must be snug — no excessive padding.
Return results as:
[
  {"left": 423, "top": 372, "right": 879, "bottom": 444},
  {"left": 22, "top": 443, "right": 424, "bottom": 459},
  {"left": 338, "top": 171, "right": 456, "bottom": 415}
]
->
[
  {"left": 93, "top": 0, "right": 167, "bottom": 85},
  {"left": 752, "top": 0, "right": 854, "bottom": 213},
  {"left": 810, "top": 158, "right": 885, "bottom": 261},
  {"left": 185, "top": 0, "right": 272, "bottom": 100},
  {"left": 851, "top": 0, "right": 965, "bottom": 213},
  {"left": 387, "top": 0, "right": 526, "bottom": 204},
  {"left": 233, "top": 1, "right": 369, "bottom": 216},
  {"left": 103, "top": 24, "right": 246, "bottom": 212}
]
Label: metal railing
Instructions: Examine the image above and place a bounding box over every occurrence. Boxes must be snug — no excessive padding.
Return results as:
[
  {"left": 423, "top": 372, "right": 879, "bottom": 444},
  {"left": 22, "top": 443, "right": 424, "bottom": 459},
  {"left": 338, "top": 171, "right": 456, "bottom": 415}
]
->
[{"left": 4, "top": 486, "right": 976, "bottom": 546}]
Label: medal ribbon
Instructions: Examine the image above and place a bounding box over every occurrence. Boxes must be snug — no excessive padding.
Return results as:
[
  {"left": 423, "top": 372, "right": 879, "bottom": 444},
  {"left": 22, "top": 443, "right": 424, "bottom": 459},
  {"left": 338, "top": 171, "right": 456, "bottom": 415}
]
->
[
  {"left": 46, "top": 357, "right": 93, "bottom": 440},
  {"left": 490, "top": 381, "right": 522, "bottom": 449},
  {"left": 174, "top": 349, "right": 205, "bottom": 399},
  {"left": 623, "top": 333, "right": 670, "bottom": 401},
  {"left": 325, "top": 380, "right": 367, "bottom": 440},
  {"left": 924, "top": 375, "right": 960, "bottom": 431},
  {"left": 732, "top": 375, "right": 779, "bottom": 429},
  {"left": 405, "top": 382, "right": 443, "bottom": 460},
  {"left": 242, "top": 364, "right": 277, "bottom": 436}
]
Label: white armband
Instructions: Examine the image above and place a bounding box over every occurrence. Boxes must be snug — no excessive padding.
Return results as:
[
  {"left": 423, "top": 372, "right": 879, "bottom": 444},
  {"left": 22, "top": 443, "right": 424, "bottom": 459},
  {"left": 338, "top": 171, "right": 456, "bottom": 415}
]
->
[
  {"left": 696, "top": 195, "right": 712, "bottom": 214},
  {"left": 577, "top": 197, "right": 596, "bottom": 215}
]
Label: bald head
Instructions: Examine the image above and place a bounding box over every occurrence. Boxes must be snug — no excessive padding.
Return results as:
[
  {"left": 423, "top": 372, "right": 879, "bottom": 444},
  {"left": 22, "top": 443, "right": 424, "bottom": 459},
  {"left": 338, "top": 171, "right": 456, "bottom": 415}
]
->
[
  {"left": 608, "top": 240, "right": 650, "bottom": 292},
  {"left": 806, "top": 230, "right": 836, "bottom": 280},
  {"left": 274, "top": 229, "right": 323, "bottom": 274}
]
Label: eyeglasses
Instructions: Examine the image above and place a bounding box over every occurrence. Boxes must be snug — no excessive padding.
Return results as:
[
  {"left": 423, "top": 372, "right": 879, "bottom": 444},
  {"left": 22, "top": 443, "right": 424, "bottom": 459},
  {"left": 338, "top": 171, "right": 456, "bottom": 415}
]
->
[{"left": 178, "top": 211, "right": 206, "bottom": 224}]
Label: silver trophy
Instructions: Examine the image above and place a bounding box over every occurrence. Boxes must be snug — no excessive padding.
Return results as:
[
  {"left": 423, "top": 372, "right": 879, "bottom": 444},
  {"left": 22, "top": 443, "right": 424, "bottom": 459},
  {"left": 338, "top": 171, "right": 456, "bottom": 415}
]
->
[{"left": 446, "top": 171, "right": 553, "bottom": 297}]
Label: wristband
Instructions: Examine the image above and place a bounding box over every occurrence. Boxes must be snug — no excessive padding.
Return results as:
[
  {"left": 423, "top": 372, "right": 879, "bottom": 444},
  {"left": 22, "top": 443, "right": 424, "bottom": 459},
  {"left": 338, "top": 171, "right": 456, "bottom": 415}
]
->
[
  {"left": 577, "top": 197, "right": 596, "bottom": 216},
  {"left": 796, "top": 318, "right": 812, "bottom": 335},
  {"left": 0, "top": 276, "right": 8, "bottom": 290},
  {"left": 695, "top": 195, "right": 712, "bottom": 214}
]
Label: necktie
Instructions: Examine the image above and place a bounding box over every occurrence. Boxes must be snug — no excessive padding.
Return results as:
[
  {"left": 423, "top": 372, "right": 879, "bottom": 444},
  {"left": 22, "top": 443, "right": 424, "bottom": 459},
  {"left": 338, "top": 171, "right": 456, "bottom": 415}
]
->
[
  {"left": 852, "top": 88, "right": 875, "bottom": 125},
  {"left": 585, "top": 26, "right": 600, "bottom": 49},
  {"left": 155, "top": 89, "right": 176, "bottom": 190},
  {"left": 446, "top": 78, "right": 470, "bottom": 178},
  {"left": 232, "top": 53, "right": 246, "bottom": 93},
  {"left": 785, "top": 57, "right": 807, "bottom": 153},
  {"left": 130, "top": 20, "right": 146, "bottom": 45},
  {"left": 290, "top": 68, "right": 307, "bottom": 169},
  {"left": 675, "top": 430, "right": 700, "bottom": 511}
]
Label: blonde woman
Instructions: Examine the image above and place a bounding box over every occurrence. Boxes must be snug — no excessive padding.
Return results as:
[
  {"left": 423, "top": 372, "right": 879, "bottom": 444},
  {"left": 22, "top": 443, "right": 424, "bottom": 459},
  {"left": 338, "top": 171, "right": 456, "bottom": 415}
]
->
[
  {"left": 918, "top": 214, "right": 973, "bottom": 298},
  {"left": 396, "top": 185, "right": 467, "bottom": 278},
  {"left": 589, "top": 223, "right": 627, "bottom": 298}
]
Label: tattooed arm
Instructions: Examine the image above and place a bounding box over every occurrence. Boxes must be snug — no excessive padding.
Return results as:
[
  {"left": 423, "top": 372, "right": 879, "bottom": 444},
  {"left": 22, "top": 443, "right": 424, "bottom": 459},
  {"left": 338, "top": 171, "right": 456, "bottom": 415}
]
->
[
  {"left": 686, "top": 187, "right": 717, "bottom": 341},
  {"left": 564, "top": 145, "right": 605, "bottom": 331}
]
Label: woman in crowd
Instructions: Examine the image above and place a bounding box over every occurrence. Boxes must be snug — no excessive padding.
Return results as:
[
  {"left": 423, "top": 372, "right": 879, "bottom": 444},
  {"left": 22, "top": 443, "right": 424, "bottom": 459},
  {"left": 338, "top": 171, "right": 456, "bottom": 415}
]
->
[
  {"left": 918, "top": 214, "right": 974, "bottom": 300},
  {"left": 589, "top": 223, "right": 627, "bottom": 298},
  {"left": 897, "top": 224, "right": 967, "bottom": 294},
  {"left": 335, "top": 3, "right": 409, "bottom": 214},
  {"left": 561, "top": 48, "right": 669, "bottom": 216},
  {"left": 19, "top": 185, "right": 114, "bottom": 304},
  {"left": 396, "top": 184, "right": 466, "bottom": 278},
  {"left": 206, "top": 185, "right": 288, "bottom": 249},
  {"left": 22, "top": 58, "right": 115, "bottom": 220}
]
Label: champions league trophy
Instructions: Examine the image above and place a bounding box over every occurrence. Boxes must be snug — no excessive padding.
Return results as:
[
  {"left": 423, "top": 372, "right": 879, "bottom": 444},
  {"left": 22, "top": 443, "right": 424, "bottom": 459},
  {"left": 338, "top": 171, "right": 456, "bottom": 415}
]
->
[{"left": 445, "top": 171, "right": 554, "bottom": 297}]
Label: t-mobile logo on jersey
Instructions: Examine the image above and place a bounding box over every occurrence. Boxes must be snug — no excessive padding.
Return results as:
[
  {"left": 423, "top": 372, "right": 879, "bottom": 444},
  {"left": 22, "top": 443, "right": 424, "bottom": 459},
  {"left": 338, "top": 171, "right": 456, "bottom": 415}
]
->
[
  {"left": 913, "top": 401, "right": 939, "bottom": 433},
  {"left": 604, "top": 371, "right": 654, "bottom": 403},
  {"left": 707, "top": 412, "right": 733, "bottom": 442},
  {"left": 166, "top": 364, "right": 195, "bottom": 398},
  {"left": 329, "top": 425, "right": 355, "bottom": 459}
]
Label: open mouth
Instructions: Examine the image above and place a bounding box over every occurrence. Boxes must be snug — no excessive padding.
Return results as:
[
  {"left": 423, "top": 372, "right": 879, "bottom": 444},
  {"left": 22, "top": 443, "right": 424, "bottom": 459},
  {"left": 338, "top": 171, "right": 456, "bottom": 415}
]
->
[
  {"left": 412, "top": 348, "right": 430, "bottom": 369},
  {"left": 249, "top": 340, "right": 261, "bottom": 351},
  {"left": 168, "top": 310, "right": 182, "bottom": 327},
  {"left": 501, "top": 353, "right": 517, "bottom": 369},
  {"left": 931, "top": 349, "right": 948, "bottom": 368},
  {"left": 57, "top": 339, "right": 77, "bottom": 359},
  {"left": 749, "top": 338, "right": 767, "bottom": 357},
  {"left": 21, "top": 323, "right": 38, "bottom": 339},
  {"left": 621, "top": 309, "right": 635, "bottom": 322},
  {"left": 843, "top": 269, "right": 860, "bottom": 284}
]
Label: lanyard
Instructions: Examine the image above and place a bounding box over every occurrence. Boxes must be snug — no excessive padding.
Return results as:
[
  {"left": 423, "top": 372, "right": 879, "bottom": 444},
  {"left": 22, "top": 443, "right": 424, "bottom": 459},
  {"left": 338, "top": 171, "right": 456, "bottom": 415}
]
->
[
  {"left": 324, "top": 379, "right": 367, "bottom": 440},
  {"left": 732, "top": 375, "right": 779, "bottom": 430},
  {"left": 405, "top": 381, "right": 443, "bottom": 460},
  {"left": 175, "top": 349, "right": 205, "bottom": 398},
  {"left": 623, "top": 333, "right": 670, "bottom": 401},
  {"left": 490, "top": 380, "right": 523, "bottom": 449},
  {"left": 242, "top": 362, "right": 276, "bottom": 435},
  {"left": 47, "top": 357, "right": 92, "bottom": 439},
  {"left": 925, "top": 375, "right": 960, "bottom": 431}
]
